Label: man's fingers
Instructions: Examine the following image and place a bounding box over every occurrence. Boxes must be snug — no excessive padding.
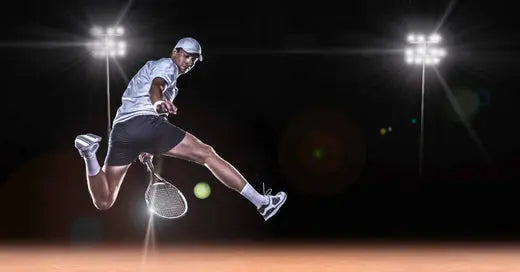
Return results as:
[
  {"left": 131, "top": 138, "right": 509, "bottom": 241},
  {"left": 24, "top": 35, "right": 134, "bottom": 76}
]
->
[
  {"left": 156, "top": 103, "right": 167, "bottom": 113},
  {"left": 166, "top": 102, "right": 178, "bottom": 114},
  {"left": 138, "top": 152, "right": 153, "bottom": 164},
  {"left": 154, "top": 101, "right": 177, "bottom": 115},
  {"left": 159, "top": 105, "right": 166, "bottom": 113},
  {"left": 161, "top": 104, "right": 170, "bottom": 114}
]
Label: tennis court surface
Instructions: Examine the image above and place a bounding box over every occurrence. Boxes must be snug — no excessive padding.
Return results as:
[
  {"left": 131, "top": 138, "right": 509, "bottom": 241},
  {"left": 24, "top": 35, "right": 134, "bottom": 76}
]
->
[{"left": 2, "top": 242, "right": 520, "bottom": 271}]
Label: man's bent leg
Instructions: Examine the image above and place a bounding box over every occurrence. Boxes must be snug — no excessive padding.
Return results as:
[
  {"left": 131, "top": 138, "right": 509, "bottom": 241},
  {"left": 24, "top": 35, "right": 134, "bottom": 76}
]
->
[
  {"left": 86, "top": 164, "right": 131, "bottom": 210},
  {"left": 75, "top": 133, "right": 130, "bottom": 210}
]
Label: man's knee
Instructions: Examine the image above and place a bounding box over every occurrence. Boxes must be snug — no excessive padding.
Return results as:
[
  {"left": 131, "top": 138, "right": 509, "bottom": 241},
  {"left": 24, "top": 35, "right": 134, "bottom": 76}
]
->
[
  {"left": 198, "top": 144, "right": 216, "bottom": 164},
  {"left": 93, "top": 196, "right": 116, "bottom": 210},
  {"left": 167, "top": 133, "right": 217, "bottom": 164},
  {"left": 93, "top": 200, "right": 113, "bottom": 210}
]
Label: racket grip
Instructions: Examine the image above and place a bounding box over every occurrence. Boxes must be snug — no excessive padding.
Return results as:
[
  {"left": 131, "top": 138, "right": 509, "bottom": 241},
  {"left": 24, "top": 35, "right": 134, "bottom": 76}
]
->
[
  {"left": 145, "top": 160, "right": 155, "bottom": 171},
  {"left": 139, "top": 153, "right": 154, "bottom": 171}
]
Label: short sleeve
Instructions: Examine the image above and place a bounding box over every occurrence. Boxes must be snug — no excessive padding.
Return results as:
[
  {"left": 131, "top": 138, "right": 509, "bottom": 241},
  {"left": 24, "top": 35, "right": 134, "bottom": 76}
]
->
[{"left": 150, "top": 59, "right": 177, "bottom": 86}]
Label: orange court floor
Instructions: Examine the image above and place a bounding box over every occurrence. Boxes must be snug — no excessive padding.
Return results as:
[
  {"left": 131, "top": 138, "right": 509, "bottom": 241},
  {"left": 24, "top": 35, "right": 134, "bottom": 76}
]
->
[{"left": 1, "top": 242, "right": 520, "bottom": 272}]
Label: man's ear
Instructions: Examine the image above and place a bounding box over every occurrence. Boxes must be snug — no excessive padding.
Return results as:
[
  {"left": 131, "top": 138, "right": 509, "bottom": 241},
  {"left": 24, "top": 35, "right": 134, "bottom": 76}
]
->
[{"left": 171, "top": 48, "right": 178, "bottom": 57}]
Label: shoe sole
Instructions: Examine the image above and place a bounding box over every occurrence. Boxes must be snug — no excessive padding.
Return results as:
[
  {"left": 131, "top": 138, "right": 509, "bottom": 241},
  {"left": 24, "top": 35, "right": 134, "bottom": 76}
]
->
[{"left": 264, "top": 193, "right": 287, "bottom": 221}]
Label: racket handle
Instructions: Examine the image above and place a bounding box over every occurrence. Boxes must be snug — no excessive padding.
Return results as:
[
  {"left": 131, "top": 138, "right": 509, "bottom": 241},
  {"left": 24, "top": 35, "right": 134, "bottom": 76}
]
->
[
  {"left": 145, "top": 160, "right": 155, "bottom": 172},
  {"left": 139, "top": 153, "right": 154, "bottom": 169}
]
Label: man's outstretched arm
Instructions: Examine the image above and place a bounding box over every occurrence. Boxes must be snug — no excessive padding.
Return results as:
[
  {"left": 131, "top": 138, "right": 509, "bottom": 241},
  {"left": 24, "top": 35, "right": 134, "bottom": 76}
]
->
[{"left": 149, "top": 77, "right": 177, "bottom": 115}]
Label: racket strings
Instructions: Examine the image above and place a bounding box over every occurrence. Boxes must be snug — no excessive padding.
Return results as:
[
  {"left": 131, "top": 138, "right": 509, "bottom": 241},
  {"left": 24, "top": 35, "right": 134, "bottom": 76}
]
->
[{"left": 146, "top": 183, "right": 187, "bottom": 218}]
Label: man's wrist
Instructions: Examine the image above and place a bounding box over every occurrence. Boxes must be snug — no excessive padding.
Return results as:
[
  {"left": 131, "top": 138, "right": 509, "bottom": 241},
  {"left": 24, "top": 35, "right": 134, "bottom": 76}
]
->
[
  {"left": 153, "top": 100, "right": 165, "bottom": 108},
  {"left": 153, "top": 100, "right": 166, "bottom": 114}
]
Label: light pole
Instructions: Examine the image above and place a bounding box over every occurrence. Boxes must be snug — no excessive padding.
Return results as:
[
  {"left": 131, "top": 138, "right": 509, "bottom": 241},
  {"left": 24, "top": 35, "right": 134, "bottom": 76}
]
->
[
  {"left": 88, "top": 26, "right": 126, "bottom": 140},
  {"left": 405, "top": 33, "right": 446, "bottom": 177}
]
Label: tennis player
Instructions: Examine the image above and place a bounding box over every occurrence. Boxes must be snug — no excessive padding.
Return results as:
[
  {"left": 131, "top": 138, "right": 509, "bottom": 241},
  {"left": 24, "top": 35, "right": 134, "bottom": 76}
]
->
[{"left": 74, "top": 37, "right": 286, "bottom": 221}]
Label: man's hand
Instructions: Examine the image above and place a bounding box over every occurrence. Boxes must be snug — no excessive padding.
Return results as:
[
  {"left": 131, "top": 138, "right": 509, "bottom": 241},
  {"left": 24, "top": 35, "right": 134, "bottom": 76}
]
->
[
  {"left": 154, "top": 100, "right": 178, "bottom": 115},
  {"left": 138, "top": 152, "right": 154, "bottom": 165}
]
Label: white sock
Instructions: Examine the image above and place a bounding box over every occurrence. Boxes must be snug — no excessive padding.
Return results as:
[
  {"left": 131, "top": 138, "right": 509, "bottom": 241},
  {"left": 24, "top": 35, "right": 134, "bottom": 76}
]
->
[
  {"left": 240, "top": 183, "right": 268, "bottom": 208},
  {"left": 84, "top": 154, "right": 101, "bottom": 176}
]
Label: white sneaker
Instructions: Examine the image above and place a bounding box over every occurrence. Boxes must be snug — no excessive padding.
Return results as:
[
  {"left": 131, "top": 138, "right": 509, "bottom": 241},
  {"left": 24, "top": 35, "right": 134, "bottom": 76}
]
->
[
  {"left": 74, "top": 133, "right": 101, "bottom": 158},
  {"left": 257, "top": 185, "right": 287, "bottom": 221}
]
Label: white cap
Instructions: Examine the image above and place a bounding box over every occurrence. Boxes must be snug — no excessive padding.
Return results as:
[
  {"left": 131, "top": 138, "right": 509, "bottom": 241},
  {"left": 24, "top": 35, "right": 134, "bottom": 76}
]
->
[{"left": 174, "top": 37, "right": 203, "bottom": 62}]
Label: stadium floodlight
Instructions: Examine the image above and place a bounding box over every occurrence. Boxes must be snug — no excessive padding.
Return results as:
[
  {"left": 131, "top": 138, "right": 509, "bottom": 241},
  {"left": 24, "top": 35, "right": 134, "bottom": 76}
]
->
[
  {"left": 88, "top": 26, "right": 126, "bottom": 57},
  {"left": 405, "top": 32, "right": 447, "bottom": 177},
  {"left": 87, "top": 26, "right": 126, "bottom": 139},
  {"left": 405, "top": 33, "right": 445, "bottom": 66}
]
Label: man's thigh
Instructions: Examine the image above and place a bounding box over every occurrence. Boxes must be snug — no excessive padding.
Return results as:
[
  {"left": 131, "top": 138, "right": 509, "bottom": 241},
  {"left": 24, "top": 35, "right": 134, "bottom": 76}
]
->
[
  {"left": 163, "top": 132, "right": 209, "bottom": 164},
  {"left": 102, "top": 164, "right": 131, "bottom": 192}
]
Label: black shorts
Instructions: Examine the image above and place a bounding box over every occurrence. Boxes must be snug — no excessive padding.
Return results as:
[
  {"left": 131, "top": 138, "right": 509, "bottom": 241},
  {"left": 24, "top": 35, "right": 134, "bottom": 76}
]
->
[{"left": 104, "top": 115, "right": 186, "bottom": 166}]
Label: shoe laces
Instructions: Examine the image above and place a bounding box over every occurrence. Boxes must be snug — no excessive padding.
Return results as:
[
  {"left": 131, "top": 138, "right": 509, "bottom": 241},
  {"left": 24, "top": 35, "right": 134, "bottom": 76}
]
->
[{"left": 262, "top": 183, "right": 272, "bottom": 196}]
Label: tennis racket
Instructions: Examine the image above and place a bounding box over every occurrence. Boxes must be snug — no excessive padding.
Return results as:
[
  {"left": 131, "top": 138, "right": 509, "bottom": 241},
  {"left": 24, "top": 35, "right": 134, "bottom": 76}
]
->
[{"left": 142, "top": 156, "right": 188, "bottom": 219}]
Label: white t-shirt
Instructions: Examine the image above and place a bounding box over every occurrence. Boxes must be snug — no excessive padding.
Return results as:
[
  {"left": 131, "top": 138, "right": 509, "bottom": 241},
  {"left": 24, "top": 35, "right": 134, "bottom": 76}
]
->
[{"left": 112, "top": 58, "right": 179, "bottom": 126}]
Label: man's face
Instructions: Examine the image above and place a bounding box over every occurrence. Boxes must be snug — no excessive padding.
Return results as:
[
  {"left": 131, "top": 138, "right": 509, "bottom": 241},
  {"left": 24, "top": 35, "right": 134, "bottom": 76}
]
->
[{"left": 172, "top": 48, "right": 199, "bottom": 74}]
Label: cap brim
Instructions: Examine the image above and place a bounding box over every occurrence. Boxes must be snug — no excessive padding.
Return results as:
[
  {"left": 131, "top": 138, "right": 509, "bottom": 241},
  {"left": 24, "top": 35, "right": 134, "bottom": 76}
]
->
[{"left": 182, "top": 49, "right": 203, "bottom": 62}]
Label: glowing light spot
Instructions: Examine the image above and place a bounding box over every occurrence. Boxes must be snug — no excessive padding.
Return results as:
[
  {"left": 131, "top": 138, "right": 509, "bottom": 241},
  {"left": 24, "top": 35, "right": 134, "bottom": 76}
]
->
[
  {"left": 379, "top": 128, "right": 387, "bottom": 135},
  {"left": 442, "top": 87, "right": 480, "bottom": 122},
  {"left": 69, "top": 217, "right": 102, "bottom": 243},
  {"left": 313, "top": 148, "right": 324, "bottom": 160},
  {"left": 478, "top": 90, "right": 491, "bottom": 106}
]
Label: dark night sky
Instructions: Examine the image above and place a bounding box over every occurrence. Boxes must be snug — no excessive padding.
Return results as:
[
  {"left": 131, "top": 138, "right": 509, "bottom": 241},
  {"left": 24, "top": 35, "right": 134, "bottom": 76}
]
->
[{"left": 1, "top": 0, "right": 520, "bottom": 244}]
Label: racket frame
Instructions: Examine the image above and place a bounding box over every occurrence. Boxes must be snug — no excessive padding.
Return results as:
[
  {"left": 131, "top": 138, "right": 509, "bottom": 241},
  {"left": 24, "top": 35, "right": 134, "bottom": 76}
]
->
[{"left": 143, "top": 158, "right": 188, "bottom": 219}]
